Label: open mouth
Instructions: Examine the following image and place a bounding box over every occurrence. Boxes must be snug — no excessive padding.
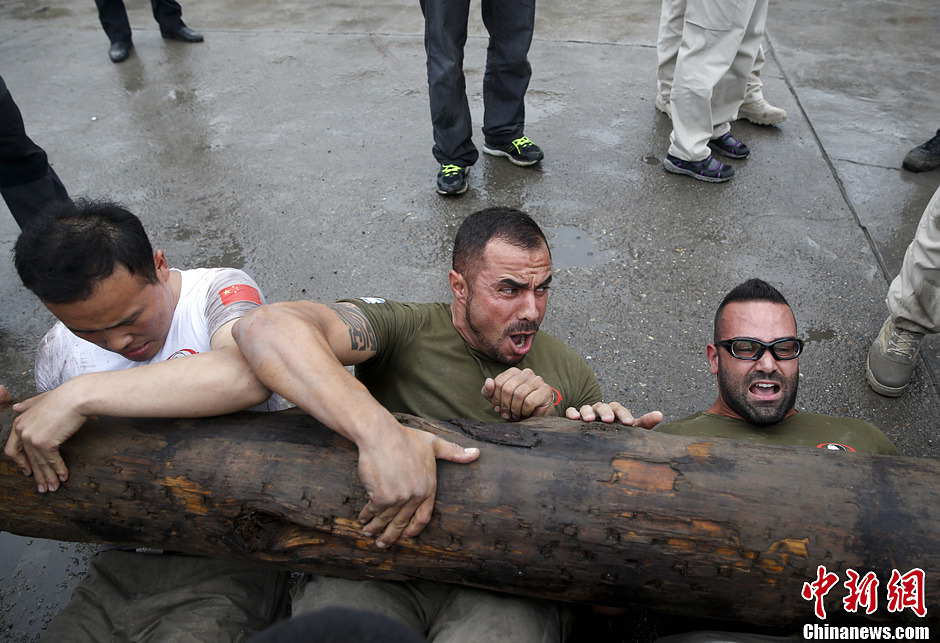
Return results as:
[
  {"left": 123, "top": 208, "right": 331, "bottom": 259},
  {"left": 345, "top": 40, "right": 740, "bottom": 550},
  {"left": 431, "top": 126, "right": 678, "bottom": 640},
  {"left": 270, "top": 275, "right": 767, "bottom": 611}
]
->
[
  {"left": 509, "top": 332, "right": 534, "bottom": 354},
  {"left": 749, "top": 381, "right": 781, "bottom": 400}
]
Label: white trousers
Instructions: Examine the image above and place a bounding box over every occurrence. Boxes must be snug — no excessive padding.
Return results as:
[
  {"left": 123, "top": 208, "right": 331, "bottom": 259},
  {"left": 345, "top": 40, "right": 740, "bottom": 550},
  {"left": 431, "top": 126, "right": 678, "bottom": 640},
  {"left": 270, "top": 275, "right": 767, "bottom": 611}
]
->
[
  {"left": 665, "top": 0, "right": 768, "bottom": 162},
  {"left": 888, "top": 186, "right": 940, "bottom": 334},
  {"left": 656, "top": 0, "right": 767, "bottom": 102}
]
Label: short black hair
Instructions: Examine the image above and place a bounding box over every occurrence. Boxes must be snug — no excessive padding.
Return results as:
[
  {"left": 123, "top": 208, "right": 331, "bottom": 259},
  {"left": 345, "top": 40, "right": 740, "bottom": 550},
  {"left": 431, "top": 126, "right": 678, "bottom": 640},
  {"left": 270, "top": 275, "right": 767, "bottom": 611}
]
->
[
  {"left": 713, "top": 278, "right": 791, "bottom": 342},
  {"left": 14, "top": 199, "right": 157, "bottom": 304},
  {"left": 452, "top": 207, "right": 549, "bottom": 276}
]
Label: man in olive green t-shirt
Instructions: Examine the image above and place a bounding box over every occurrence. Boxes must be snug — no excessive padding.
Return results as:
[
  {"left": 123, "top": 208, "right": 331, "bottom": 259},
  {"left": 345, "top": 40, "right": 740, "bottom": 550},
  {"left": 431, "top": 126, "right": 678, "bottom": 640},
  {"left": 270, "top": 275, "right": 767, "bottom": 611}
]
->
[
  {"left": 234, "top": 207, "right": 662, "bottom": 642},
  {"left": 652, "top": 278, "right": 894, "bottom": 642},
  {"left": 656, "top": 278, "right": 895, "bottom": 455}
]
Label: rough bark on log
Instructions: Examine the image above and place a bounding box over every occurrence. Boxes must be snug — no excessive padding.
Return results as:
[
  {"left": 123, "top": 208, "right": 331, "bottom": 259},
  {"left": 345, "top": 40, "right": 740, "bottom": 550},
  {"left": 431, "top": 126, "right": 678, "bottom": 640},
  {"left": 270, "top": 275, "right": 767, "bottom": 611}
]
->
[{"left": 0, "top": 409, "right": 936, "bottom": 627}]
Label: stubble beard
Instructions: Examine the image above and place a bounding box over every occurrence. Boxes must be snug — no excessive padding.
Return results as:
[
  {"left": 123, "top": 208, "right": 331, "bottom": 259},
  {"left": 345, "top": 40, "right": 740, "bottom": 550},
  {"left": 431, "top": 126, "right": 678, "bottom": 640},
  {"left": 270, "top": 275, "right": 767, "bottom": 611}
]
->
[
  {"left": 464, "top": 289, "right": 538, "bottom": 366},
  {"left": 717, "top": 359, "right": 799, "bottom": 426}
]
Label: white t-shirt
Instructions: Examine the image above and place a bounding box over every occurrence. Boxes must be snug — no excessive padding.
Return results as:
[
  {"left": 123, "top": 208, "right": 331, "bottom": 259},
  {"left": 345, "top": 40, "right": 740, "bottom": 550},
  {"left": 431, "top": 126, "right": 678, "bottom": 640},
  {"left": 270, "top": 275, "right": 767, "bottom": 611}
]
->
[{"left": 35, "top": 267, "right": 287, "bottom": 411}]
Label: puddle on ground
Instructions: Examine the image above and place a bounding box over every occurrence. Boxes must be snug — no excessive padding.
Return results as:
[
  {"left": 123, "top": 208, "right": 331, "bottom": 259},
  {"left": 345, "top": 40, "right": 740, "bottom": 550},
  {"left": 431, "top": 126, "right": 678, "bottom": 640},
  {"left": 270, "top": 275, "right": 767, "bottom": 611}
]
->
[
  {"left": 545, "top": 226, "right": 617, "bottom": 268},
  {"left": 805, "top": 327, "right": 836, "bottom": 342}
]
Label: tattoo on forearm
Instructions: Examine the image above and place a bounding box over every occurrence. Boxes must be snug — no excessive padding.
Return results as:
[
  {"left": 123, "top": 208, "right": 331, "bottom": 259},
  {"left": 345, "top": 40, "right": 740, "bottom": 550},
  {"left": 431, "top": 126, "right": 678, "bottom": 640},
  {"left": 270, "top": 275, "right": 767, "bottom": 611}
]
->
[{"left": 328, "top": 303, "right": 378, "bottom": 352}]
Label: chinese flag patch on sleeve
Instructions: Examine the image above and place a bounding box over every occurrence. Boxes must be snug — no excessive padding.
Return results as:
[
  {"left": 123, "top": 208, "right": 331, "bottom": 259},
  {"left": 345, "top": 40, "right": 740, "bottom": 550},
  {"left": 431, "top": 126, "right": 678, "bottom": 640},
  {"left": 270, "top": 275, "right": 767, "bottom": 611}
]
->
[{"left": 218, "top": 284, "right": 262, "bottom": 306}]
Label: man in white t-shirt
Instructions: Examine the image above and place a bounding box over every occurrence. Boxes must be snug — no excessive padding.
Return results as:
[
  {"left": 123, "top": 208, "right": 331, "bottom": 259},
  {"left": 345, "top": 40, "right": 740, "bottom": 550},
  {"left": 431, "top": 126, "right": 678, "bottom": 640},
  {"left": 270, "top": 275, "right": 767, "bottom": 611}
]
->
[{"left": 2, "top": 199, "right": 293, "bottom": 640}]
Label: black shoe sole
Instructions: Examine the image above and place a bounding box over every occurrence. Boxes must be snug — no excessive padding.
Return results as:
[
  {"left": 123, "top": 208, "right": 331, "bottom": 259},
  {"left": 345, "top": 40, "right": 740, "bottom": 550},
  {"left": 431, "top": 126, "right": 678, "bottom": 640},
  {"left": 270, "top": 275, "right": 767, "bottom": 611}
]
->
[
  {"left": 662, "top": 157, "right": 733, "bottom": 183},
  {"left": 481, "top": 145, "right": 542, "bottom": 167},
  {"left": 161, "top": 31, "right": 204, "bottom": 43}
]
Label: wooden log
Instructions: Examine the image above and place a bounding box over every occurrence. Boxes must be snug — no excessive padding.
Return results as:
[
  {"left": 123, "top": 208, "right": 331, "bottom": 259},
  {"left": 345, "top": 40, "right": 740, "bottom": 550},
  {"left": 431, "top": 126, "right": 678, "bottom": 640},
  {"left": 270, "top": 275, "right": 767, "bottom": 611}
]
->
[{"left": 0, "top": 409, "right": 937, "bottom": 627}]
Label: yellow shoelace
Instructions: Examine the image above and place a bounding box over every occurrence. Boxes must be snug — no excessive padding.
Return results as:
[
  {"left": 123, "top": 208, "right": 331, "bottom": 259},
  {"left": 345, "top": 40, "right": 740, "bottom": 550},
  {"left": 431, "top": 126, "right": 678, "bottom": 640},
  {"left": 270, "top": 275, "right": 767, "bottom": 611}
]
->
[
  {"left": 440, "top": 164, "right": 463, "bottom": 176},
  {"left": 511, "top": 136, "right": 535, "bottom": 151}
]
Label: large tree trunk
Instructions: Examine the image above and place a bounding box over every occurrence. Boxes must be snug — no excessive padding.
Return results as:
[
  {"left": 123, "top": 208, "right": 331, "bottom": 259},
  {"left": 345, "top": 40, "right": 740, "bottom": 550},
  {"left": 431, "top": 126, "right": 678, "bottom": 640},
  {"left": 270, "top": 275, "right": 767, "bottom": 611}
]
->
[{"left": 0, "top": 410, "right": 936, "bottom": 626}]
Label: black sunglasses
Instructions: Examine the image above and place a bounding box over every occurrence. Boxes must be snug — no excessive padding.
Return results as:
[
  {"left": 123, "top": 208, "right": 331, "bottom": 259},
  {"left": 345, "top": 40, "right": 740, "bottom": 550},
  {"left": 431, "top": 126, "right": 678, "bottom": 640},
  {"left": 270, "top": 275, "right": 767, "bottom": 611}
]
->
[{"left": 716, "top": 337, "right": 804, "bottom": 361}]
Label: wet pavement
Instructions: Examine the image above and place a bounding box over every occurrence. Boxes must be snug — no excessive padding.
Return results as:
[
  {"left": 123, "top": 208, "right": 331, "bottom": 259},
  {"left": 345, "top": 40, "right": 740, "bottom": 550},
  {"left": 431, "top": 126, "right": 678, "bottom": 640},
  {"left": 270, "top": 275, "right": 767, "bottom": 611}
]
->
[{"left": 1, "top": 0, "right": 938, "bottom": 639}]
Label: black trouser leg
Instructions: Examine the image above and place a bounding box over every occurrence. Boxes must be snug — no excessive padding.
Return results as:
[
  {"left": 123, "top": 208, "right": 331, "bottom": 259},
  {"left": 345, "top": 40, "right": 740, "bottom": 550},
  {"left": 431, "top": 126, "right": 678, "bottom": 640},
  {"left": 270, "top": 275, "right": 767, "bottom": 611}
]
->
[
  {"left": 1, "top": 171, "right": 69, "bottom": 230},
  {"left": 94, "top": 0, "right": 132, "bottom": 43},
  {"left": 420, "top": 0, "right": 477, "bottom": 166},
  {"left": 480, "top": 0, "right": 536, "bottom": 146},
  {"left": 151, "top": 0, "right": 184, "bottom": 32},
  {"left": 0, "top": 77, "right": 70, "bottom": 229}
]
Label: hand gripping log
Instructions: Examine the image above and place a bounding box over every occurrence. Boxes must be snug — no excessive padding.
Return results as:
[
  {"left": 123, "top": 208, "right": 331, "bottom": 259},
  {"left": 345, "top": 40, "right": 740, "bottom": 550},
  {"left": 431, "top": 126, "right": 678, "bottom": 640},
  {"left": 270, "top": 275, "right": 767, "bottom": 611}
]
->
[{"left": 0, "top": 409, "right": 936, "bottom": 626}]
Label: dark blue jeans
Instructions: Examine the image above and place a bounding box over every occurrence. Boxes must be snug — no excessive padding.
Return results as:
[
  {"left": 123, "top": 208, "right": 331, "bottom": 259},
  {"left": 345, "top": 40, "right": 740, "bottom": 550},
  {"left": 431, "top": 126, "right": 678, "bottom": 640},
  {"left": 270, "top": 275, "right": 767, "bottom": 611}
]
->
[{"left": 419, "top": 0, "right": 536, "bottom": 166}]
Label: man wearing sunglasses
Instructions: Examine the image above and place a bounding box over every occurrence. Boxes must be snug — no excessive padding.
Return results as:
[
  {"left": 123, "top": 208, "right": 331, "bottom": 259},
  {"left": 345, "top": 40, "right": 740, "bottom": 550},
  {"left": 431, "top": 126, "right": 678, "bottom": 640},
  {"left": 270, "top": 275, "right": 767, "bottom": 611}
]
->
[{"left": 656, "top": 278, "right": 895, "bottom": 453}]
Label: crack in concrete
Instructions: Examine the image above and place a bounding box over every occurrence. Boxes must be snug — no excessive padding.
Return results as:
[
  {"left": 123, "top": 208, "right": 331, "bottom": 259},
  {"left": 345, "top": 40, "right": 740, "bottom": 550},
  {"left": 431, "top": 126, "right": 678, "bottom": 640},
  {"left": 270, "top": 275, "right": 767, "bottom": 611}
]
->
[
  {"left": 768, "top": 32, "right": 940, "bottom": 398},
  {"left": 832, "top": 157, "right": 902, "bottom": 172}
]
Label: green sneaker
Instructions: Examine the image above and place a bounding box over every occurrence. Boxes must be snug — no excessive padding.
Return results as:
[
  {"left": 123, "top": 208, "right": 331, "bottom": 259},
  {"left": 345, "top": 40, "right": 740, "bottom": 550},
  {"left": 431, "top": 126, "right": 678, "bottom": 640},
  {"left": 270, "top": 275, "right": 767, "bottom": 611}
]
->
[
  {"left": 436, "top": 164, "right": 469, "bottom": 196},
  {"left": 482, "top": 136, "right": 544, "bottom": 167},
  {"left": 866, "top": 317, "right": 924, "bottom": 397}
]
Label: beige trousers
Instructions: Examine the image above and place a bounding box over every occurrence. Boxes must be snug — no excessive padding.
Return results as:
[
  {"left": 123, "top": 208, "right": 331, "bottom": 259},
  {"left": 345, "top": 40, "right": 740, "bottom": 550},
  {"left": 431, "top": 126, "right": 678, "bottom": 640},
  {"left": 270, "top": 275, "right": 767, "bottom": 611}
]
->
[
  {"left": 292, "top": 575, "right": 565, "bottom": 643},
  {"left": 888, "top": 186, "right": 940, "bottom": 334},
  {"left": 656, "top": 0, "right": 767, "bottom": 102},
  {"left": 666, "top": 0, "right": 768, "bottom": 161}
]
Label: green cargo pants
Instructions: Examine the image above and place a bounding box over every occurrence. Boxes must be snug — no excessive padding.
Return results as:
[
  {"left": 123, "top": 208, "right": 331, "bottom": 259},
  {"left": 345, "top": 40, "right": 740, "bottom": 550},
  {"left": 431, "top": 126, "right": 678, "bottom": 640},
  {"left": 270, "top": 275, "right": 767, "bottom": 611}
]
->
[{"left": 41, "top": 550, "right": 290, "bottom": 643}]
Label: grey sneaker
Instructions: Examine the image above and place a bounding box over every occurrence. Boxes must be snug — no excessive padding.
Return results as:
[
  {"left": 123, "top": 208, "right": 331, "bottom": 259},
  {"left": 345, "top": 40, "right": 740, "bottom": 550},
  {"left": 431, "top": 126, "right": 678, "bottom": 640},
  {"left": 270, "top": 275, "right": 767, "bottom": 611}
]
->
[
  {"left": 737, "top": 94, "right": 787, "bottom": 125},
  {"left": 866, "top": 317, "right": 924, "bottom": 397},
  {"left": 655, "top": 93, "right": 671, "bottom": 118}
]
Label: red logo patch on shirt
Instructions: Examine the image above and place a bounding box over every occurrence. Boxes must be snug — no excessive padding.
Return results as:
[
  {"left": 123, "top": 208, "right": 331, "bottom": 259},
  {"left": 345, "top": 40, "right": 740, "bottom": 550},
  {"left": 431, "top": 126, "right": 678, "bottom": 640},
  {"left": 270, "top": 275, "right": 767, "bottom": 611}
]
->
[
  {"left": 167, "top": 348, "right": 199, "bottom": 360},
  {"left": 816, "top": 442, "right": 857, "bottom": 452},
  {"left": 218, "top": 284, "right": 262, "bottom": 306}
]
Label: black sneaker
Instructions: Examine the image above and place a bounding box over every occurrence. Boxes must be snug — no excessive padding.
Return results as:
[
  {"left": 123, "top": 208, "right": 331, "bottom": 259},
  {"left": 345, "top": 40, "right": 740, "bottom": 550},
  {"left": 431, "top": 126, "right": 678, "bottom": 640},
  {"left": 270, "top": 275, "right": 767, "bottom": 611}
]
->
[
  {"left": 663, "top": 154, "right": 735, "bottom": 183},
  {"left": 436, "top": 164, "right": 469, "bottom": 195},
  {"left": 708, "top": 132, "right": 750, "bottom": 159},
  {"left": 482, "top": 136, "right": 544, "bottom": 166},
  {"left": 902, "top": 129, "right": 940, "bottom": 173}
]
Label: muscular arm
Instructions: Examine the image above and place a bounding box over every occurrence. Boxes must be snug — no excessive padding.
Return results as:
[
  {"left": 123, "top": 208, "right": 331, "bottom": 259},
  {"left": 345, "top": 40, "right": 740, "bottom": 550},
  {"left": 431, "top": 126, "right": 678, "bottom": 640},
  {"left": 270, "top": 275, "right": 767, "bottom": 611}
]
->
[
  {"left": 233, "top": 300, "right": 479, "bottom": 547},
  {"left": 5, "top": 320, "right": 271, "bottom": 493},
  {"left": 233, "top": 301, "right": 386, "bottom": 437},
  {"left": 66, "top": 320, "right": 267, "bottom": 415}
]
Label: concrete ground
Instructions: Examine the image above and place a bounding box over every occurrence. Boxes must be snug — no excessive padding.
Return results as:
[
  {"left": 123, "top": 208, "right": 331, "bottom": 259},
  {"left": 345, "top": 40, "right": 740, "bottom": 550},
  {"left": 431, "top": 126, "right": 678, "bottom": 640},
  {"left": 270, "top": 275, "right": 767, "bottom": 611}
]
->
[{"left": 0, "top": 0, "right": 937, "bottom": 639}]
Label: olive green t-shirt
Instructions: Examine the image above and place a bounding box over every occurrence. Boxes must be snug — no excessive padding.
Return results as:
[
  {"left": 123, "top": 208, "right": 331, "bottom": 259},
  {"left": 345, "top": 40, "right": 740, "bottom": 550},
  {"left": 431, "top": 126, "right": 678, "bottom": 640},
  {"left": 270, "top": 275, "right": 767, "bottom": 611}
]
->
[
  {"left": 656, "top": 412, "right": 897, "bottom": 455},
  {"left": 342, "top": 299, "right": 602, "bottom": 422}
]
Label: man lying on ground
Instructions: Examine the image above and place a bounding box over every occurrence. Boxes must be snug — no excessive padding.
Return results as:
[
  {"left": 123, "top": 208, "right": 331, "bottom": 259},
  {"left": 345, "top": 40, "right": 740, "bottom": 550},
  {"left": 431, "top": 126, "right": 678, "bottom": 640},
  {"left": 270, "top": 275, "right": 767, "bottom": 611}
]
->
[{"left": 233, "top": 206, "right": 663, "bottom": 643}]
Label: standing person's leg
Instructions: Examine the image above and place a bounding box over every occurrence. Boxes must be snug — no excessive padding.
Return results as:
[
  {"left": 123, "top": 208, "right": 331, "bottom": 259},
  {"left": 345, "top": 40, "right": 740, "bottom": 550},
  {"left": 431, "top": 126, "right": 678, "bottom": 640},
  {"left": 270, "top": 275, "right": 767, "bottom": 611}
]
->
[
  {"left": 94, "top": 0, "right": 132, "bottom": 44},
  {"left": 711, "top": 0, "right": 765, "bottom": 134},
  {"left": 868, "top": 186, "right": 940, "bottom": 396},
  {"left": 655, "top": 0, "right": 687, "bottom": 112},
  {"left": 151, "top": 0, "right": 184, "bottom": 32},
  {"left": 479, "top": 0, "right": 542, "bottom": 167},
  {"left": 745, "top": 44, "right": 765, "bottom": 102},
  {"left": 95, "top": 0, "right": 134, "bottom": 61},
  {"left": 420, "top": 0, "right": 476, "bottom": 167},
  {"left": 665, "top": 0, "right": 753, "bottom": 181},
  {"left": 738, "top": 40, "right": 787, "bottom": 125},
  {"left": 0, "top": 77, "right": 69, "bottom": 229},
  {"left": 152, "top": 0, "right": 203, "bottom": 42},
  {"left": 420, "top": 0, "right": 475, "bottom": 195}
]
